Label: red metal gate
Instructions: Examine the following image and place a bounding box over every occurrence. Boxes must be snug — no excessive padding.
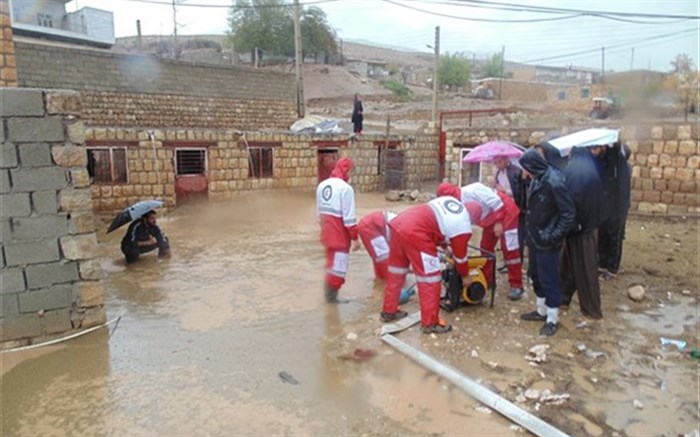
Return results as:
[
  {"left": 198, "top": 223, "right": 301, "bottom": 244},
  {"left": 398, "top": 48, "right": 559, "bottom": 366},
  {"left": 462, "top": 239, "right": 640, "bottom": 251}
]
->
[{"left": 174, "top": 147, "right": 209, "bottom": 204}]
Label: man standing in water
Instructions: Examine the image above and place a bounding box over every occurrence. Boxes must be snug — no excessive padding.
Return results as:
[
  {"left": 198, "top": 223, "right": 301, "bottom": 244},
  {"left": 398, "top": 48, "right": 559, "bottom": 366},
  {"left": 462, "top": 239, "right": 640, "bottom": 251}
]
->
[
  {"left": 121, "top": 210, "right": 171, "bottom": 263},
  {"left": 316, "top": 157, "right": 360, "bottom": 303}
]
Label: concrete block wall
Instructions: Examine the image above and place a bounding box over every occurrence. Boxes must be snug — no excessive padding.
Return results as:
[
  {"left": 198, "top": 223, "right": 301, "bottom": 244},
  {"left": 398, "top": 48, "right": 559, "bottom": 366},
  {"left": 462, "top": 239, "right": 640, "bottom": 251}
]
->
[
  {"left": 1, "top": 88, "right": 105, "bottom": 348},
  {"left": 86, "top": 127, "right": 440, "bottom": 213},
  {"left": 443, "top": 123, "right": 700, "bottom": 215},
  {"left": 14, "top": 40, "right": 297, "bottom": 130},
  {"left": 0, "top": 0, "right": 16, "bottom": 87}
]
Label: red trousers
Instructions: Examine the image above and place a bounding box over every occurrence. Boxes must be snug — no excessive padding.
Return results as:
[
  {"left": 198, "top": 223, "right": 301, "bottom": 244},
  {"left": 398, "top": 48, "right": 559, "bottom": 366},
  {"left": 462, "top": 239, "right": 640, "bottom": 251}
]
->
[
  {"left": 358, "top": 228, "right": 389, "bottom": 280},
  {"left": 481, "top": 224, "right": 522, "bottom": 289},
  {"left": 382, "top": 231, "right": 442, "bottom": 326},
  {"left": 324, "top": 248, "right": 349, "bottom": 290}
]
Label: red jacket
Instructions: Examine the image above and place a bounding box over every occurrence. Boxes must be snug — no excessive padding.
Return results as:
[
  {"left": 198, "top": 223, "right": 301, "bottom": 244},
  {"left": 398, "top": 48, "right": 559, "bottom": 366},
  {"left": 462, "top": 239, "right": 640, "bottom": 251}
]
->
[
  {"left": 390, "top": 196, "right": 472, "bottom": 277},
  {"left": 316, "top": 158, "right": 358, "bottom": 249}
]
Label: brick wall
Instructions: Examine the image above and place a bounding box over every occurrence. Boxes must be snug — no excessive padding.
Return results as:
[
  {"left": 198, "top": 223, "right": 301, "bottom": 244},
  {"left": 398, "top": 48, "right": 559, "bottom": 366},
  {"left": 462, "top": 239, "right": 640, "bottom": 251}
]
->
[
  {"left": 14, "top": 40, "right": 297, "bottom": 130},
  {"left": 0, "top": 0, "right": 16, "bottom": 87},
  {"left": 443, "top": 124, "right": 700, "bottom": 215},
  {"left": 1, "top": 88, "right": 105, "bottom": 348},
  {"left": 85, "top": 128, "right": 439, "bottom": 213}
]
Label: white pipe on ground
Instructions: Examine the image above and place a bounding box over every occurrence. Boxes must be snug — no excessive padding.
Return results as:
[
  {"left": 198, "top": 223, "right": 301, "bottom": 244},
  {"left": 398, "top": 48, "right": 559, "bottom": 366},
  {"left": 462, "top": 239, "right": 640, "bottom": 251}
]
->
[{"left": 381, "top": 333, "right": 570, "bottom": 437}]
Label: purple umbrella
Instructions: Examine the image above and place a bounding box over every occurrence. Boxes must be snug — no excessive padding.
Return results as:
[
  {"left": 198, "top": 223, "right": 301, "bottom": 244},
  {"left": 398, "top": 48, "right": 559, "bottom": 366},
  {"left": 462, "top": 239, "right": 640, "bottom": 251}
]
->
[{"left": 462, "top": 141, "right": 524, "bottom": 163}]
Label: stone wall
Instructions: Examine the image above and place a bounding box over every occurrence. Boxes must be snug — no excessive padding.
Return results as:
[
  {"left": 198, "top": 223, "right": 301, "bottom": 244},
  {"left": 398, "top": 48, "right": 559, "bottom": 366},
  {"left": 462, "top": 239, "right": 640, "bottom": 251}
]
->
[
  {"left": 0, "top": 0, "right": 16, "bottom": 87},
  {"left": 85, "top": 128, "right": 439, "bottom": 212},
  {"left": 14, "top": 40, "right": 297, "bottom": 130},
  {"left": 1, "top": 88, "right": 105, "bottom": 348},
  {"left": 443, "top": 123, "right": 700, "bottom": 215}
]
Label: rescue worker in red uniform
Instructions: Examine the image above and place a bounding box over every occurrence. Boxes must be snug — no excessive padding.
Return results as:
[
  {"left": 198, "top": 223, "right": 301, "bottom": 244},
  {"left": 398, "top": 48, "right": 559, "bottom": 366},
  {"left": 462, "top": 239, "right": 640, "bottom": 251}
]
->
[
  {"left": 437, "top": 182, "right": 524, "bottom": 300},
  {"left": 380, "top": 187, "right": 472, "bottom": 334},
  {"left": 357, "top": 210, "right": 397, "bottom": 281},
  {"left": 316, "top": 158, "right": 359, "bottom": 303}
]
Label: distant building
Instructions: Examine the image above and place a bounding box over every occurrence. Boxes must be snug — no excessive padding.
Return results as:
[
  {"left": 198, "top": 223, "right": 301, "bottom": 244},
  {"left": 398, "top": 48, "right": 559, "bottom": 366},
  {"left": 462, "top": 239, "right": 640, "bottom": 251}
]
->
[
  {"left": 9, "top": 0, "right": 114, "bottom": 48},
  {"left": 508, "top": 63, "right": 600, "bottom": 85}
]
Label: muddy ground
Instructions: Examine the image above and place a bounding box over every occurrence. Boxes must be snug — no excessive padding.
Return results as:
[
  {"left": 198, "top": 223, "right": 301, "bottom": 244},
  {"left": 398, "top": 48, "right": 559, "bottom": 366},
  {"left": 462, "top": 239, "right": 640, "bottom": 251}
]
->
[{"left": 1, "top": 192, "right": 698, "bottom": 436}]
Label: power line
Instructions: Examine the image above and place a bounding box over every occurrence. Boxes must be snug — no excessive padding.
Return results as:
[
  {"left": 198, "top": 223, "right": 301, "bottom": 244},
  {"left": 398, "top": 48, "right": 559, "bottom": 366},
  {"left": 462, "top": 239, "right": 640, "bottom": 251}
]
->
[
  {"left": 440, "top": 0, "right": 700, "bottom": 20},
  {"left": 381, "top": 0, "right": 585, "bottom": 23},
  {"left": 110, "top": 0, "right": 342, "bottom": 7},
  {"left": 515, "top": 27, "right": 698, "bottom": 64}
]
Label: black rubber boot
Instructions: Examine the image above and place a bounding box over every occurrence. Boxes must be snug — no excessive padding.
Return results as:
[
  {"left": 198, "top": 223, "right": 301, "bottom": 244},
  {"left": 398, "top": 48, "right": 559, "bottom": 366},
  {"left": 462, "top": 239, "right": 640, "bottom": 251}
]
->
[{"left": 380, "top": 310, "right": 408, "bottom": 323}]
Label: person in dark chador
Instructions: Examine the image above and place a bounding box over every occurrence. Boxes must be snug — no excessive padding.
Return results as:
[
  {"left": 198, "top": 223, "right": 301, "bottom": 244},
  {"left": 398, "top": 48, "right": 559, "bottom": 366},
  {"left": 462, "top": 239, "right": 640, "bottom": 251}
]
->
[
  {"left": 121, "top": 210, "right": 171, "bottom": 263},
  {"left": 351, "top": 94, "right": 363, "bottom": 134},
  {"left": 597, "top": 142, "right": 632, "bottom": 280},
  {"left": 519, "top": 149, "right": 575, "bottom": 337},
  {"left": 560, "top": 146, "right": 606, "bottom": 320}
]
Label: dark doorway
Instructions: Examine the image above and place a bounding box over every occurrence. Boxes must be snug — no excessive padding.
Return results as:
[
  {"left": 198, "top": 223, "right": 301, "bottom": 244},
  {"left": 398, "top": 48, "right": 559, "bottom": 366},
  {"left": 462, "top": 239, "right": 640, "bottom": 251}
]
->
[{"left": 384, "top": 149, "right": 405, "bottom": 190}]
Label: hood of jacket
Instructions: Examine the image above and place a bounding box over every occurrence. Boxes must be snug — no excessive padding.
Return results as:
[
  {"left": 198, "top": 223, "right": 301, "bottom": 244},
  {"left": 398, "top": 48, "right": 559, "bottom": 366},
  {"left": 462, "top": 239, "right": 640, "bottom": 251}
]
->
[
  {"left": 436, "top": 182, "right": 462, "bottom": 200},
  {"left": 538, "top": 142, "right": 567, "bottom": 171},
  {"left": 330, "top": 157, "right": 354, "bottom": 181},
  {"left": 519, "top": 149, "right": 550, "bottom": 178}
]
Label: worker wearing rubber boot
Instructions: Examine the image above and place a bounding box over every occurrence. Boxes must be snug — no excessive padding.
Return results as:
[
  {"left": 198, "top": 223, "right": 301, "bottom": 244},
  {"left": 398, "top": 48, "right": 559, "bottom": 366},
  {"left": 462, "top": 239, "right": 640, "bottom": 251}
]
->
[
  {"left": 357, "top": 210, "right": 397, "bottom": 281},
  {"left": 518, "top": 149, "right": 575, "bottom": 337},
  {"left": 438, "top": 182, "right": 524, "bottom": 300},
  {"left": 316, "top": 157, "right": 360, "bottom": 303},
  {"left": 380, "top": 188, "right": 472, "bottom": 334}
]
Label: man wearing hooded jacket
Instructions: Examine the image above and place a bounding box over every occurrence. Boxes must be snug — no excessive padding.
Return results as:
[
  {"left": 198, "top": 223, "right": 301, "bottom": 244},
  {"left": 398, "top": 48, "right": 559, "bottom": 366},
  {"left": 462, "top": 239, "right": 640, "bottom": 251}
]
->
[
  {"left": 381, "top": 184, "right": 472, "bottom": 334},
  {"left": 519, "top": 149, "right": 575, "bottom": 336},
  {"left": 436, "top": 182, "right": 524, "bottom": 300},
  {"left": 316, "top": 158, "right": 360, "bottom": 303}
]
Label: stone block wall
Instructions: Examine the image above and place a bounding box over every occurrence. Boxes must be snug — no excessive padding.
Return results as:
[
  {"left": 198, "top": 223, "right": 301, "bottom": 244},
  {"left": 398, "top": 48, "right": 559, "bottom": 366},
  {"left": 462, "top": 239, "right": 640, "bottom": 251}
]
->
[
  {"left": 443, "top": 123, "right": 699, "bottom": 215},
  {"left": 1, "top": 88, "right": 105, "bottom": 348},
  {"left": 14, "top": 40, "right": 297, "bottom": 130},
  {"left": 0, "top": 0, "right": 16, "bottom": 87},
  {"left": 86, "top": 128, "right": 439, "bottom": 213}
]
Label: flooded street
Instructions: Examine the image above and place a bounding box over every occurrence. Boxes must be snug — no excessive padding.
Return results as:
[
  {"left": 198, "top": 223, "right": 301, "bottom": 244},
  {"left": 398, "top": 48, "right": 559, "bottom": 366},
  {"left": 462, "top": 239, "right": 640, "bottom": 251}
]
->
[{"left": 2, "top": 192, "right": 698, "bottom": 436}]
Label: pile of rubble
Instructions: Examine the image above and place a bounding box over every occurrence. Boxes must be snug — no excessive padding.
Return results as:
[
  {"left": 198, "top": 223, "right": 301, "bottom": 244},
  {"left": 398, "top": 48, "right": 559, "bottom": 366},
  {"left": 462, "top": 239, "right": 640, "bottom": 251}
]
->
[{"left": 385, "top": 189, "right": 435, "bottom": 203}]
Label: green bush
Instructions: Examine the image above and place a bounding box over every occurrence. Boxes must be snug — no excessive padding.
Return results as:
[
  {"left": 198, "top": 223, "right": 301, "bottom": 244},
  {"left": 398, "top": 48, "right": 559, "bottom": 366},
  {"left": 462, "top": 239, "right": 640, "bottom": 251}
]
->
[{"left": 382, "top": 80, "right": 412, "bottom": 101}]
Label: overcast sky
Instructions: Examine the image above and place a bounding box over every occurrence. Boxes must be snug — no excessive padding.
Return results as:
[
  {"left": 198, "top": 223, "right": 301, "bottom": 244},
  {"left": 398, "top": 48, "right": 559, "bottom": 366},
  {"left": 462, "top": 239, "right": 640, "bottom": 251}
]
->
[{"left": 63, "top": 0, "right": 699, "bottom": 72}]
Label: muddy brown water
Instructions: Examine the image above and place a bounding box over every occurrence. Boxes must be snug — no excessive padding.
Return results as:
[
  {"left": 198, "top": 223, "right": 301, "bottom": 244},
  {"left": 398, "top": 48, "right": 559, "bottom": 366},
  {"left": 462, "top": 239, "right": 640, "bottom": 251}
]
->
[{"left": 1, "top": 192, "right": 698, "bottom": 436}]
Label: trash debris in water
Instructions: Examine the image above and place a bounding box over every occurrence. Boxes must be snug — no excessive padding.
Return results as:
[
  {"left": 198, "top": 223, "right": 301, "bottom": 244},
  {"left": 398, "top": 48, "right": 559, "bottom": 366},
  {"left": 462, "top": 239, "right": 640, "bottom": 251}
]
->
[
  {"left": 338, "top": 348, "right": 378, "bottom": 363},
  {"left": 660, "top": 337, "right": 687, "bottom": 351},
  {"left": 278, "top": 371, "right": 299, "bottom": 385},
  {"left": 525, "top": 344, "right": 549, "bottom": 363}
]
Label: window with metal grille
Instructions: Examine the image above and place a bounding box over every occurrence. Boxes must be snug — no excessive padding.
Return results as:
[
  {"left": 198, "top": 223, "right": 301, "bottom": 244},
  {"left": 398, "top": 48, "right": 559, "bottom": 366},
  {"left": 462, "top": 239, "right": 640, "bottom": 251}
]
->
[
  {"left": 37, "top": 13, "right": 53, "bottom": 27},
  {"left": 176, "top": 149, "right": 207, "bottom": 175},
  {"left": 87, "top": 147, "right": 128, "bottom": 183},
  {"left": 248, "top": 147, "right": 274, "bottom": 178}
]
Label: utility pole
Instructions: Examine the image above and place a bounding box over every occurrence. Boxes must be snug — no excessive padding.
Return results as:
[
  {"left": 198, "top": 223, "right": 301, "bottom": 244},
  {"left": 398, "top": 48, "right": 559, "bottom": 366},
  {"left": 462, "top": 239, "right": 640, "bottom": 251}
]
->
[
  {"left": 136, "top": 20, "right": 142, "bottom": 53},
  {"left": 172, "top": 0, "right": 179, "bottom": 59},
  {"left": 431, "top": 26, "right": 440, "bottom": 127},
  {"left": 498, "top": 45, "right": 506, "bottom": 100},
  {"left": 601, "top": 46, "right": 605, "bottom": 83},
  {"left": 630, "top": 47, "right": 635, "bottom": 70},
  {"left": 293, "top": 0, "right": 305, "bottom": 118}
]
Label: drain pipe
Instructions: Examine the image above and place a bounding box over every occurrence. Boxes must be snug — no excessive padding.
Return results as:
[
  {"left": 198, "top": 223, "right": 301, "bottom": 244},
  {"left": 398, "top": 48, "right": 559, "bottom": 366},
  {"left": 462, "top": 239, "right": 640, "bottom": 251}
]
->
[{"left": 381, "top": 334, "right": 570, "bottom": 437}]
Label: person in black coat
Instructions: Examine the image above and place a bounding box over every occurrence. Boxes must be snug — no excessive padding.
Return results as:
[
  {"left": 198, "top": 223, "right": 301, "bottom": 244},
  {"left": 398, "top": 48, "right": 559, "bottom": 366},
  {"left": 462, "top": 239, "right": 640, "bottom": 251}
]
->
[
  {"left": 519, "top": 148, "right": 575, "bottom": 336},
  {"left": 121, "top": 210, "right": 171, "bottom": 263},
  {"left": 351, "top": 94, "right": 363, "bottom": 134},
  {"left": 598, "top": 142, "right": 632, "bottom": 279},
  {"left": 561, "top": 146, "right": 606, "bottom": 319}
]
